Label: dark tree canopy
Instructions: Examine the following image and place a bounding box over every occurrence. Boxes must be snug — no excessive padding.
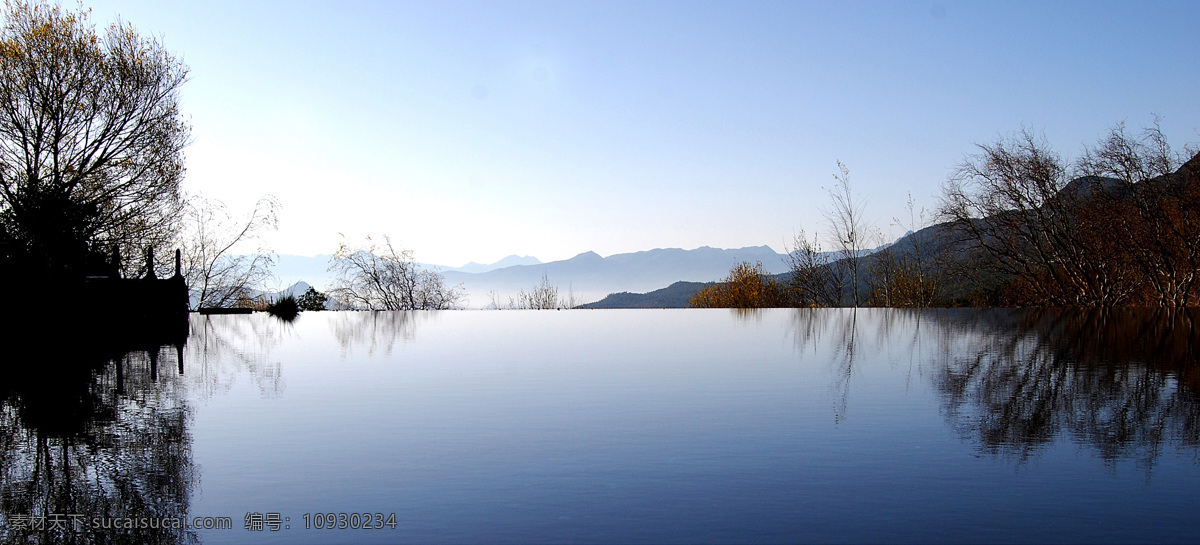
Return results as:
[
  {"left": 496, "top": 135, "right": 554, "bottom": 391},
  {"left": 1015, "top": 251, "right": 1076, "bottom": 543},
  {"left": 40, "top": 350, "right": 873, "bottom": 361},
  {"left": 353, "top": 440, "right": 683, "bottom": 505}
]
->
[
  {"left": 0, "top": 1, "right": 189, "bottom": 278},
  {"left": 297, "top": 287, "right": 327, "bottom": 311}
]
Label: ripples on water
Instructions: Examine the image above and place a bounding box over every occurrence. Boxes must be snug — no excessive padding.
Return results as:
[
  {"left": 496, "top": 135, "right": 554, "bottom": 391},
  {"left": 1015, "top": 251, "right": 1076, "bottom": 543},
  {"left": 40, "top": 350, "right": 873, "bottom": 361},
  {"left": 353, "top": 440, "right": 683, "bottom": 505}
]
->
[{"left": 1, "top": 308, "right": 1199, "bottom": 544}]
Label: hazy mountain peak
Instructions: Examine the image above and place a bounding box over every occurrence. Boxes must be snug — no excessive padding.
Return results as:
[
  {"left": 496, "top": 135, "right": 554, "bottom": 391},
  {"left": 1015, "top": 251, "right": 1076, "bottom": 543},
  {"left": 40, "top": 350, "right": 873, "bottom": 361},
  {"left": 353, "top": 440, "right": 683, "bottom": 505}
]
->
[
  {"left": 569, "top": 251, "right": 603, "bottom": 261},
  {"left": 453, "top": 254, "right": 542, "bottom": 273},
  {"left": 280, "top": 281, "right": 311, "bottom": 298}
]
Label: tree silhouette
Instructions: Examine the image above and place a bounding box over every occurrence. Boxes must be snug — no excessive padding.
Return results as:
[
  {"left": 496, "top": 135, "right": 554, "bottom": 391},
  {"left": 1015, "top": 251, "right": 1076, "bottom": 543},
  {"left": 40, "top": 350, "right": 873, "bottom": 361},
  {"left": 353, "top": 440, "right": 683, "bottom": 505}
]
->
[{"left": 0, "top": 1, "right": 189, "bottom": 279}]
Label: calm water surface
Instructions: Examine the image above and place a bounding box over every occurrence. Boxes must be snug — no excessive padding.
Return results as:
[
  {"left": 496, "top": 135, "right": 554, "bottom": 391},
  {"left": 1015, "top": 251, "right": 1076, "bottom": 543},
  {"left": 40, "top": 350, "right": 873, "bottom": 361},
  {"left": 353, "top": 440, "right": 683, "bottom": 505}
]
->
[{"left": 3, "top": 308, "right": 1199, "bottom": 544}]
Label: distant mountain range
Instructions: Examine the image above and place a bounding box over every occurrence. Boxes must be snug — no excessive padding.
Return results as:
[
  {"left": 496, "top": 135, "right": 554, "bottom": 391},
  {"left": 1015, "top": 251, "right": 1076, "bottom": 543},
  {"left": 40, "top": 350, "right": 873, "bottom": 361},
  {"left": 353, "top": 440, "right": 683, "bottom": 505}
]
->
[
  {"left": 440, "top": 246, "right": 790, "bottom": 307},
  {"left": 268, "top": 246, "right": 792, "bottom": 308},
  {"left": 270, "top": 253, "right": 543, "bottom": 292},
  {"left": 260, "top": 154, "right": 1200, "bottom": 310},
  {"left": 578, "top": 225, "right": 962, "bottom": 308},
  {"left": 452, "top": 255, "right": 542, "bottom": 273}
]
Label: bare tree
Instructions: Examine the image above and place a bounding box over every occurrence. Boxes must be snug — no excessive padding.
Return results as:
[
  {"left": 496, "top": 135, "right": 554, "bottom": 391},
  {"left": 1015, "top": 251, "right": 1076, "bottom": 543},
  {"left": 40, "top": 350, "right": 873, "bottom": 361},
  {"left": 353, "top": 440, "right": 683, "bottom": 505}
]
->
[
  {"left": 498, "top": 274, "right": 585, "bottom": 309},
  {"left": 486, "top": 290, "right": 504, "bottom": 310},
  {"left": 784, "top": 229, "right": 842, "bottom": 307},
  {"left": 508, "top": 273, "right": 560, "bottom": 309},
  {"left": 525, "top": 273, "right": 559, "bottom": 309},
  {"left": 328, "top": 235, "right": 463, "bottom": 310},
  {"left": 414, "top": 266, "right": 462, "bottom": 310},
  {"left": 562, "top": 284, "right": 581, "bottom": 309},
  {"left": 1078, "top": 120, "right": 1200, "bottom": 306},
  {"left": 0, "top": 1, "right": 189, "bottom": 278},
  {"left": 177, "top": 195, "right": 279, "bottom": 309},
  {"left": 940, "top": 129, "right": 1076, "bottom": 304},
  {"left": 868, "top": 194, "right": 940, "bottom": 307},
  {"left": 824, "top": 161, "right": 873, "bottom": 307},
  {"left": 940, "top": 127, "right": 1152, "bottom": 306}
]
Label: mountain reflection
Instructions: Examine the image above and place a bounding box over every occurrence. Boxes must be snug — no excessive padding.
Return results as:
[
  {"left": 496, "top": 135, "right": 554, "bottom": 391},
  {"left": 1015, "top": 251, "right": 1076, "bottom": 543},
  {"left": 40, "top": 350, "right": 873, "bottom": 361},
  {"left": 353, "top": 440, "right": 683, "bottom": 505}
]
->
[
  {"left": 0, "top": 321, "right": 196, "bottom": 544},
  {"left": 794, "top": 308, "right": 1200, "bottom": 467}
]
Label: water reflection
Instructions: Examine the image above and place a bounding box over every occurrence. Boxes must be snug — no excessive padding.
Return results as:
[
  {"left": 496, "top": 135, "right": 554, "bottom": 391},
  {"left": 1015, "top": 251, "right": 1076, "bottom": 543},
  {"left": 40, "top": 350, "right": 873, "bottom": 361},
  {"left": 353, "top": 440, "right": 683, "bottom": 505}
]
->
[
  {"left": 930, "top": 308, "right": 1200, "bottom": 467},
  {"left": 5, "top": 308, "right": 1198, "bottom": 543},
  {"left": 328, "top": 310, "right": 426, "bottom": 357},
  {"left": 791, "top": 308, "right": 872, "bottom": 424},
  {"left": 0, "top": 319, "right": 196, "bottom": 544},
  {"left": 794, "top": 308, "right": 1200, "bottom": 467},
  {"left": 187, "top": 314, "right": 287, "bottom": 399}
]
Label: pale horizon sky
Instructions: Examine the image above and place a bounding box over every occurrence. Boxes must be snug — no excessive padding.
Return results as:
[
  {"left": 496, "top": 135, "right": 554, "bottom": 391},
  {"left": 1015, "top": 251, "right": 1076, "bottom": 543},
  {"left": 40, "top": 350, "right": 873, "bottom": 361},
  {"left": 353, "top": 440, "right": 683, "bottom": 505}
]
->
[{"left": 83, "top": 0, "right": 1200, "bottom": 267}]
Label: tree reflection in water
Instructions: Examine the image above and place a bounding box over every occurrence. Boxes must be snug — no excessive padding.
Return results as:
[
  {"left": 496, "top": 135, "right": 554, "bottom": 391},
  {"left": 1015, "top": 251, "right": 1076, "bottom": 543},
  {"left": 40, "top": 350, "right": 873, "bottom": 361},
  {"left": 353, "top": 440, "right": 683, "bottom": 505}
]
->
[
  {"left": 929, "top": 308, "right": 1200, "bottom": 467},
  {"left": 791, "top": 308, "right": 872, "bottom": 425},
  {"left": 187, "top": 313, "right": 287, "bottom": 400},
  {"left": 0, "top": 322, "right": 196, "bottom": 545},
  {"left": 328, "top": 310, "right": 430, "bottom": 357},
  {"left": 792, "top": 308, "right": 1200, "bottom": 468}
]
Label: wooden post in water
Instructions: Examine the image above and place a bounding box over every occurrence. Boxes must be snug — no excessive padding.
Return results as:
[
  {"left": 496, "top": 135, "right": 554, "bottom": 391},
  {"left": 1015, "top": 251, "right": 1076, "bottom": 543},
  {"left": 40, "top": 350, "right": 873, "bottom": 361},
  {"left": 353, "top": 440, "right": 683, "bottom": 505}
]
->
[
  {"left": 115, "top": 357, "right": 124, "bottom": 395},
  {"left": 144, "top": 246, "right": 157, "bottom": 280},
  {"left": 110, "top": 246, "right": 122, "bottom": 278}
]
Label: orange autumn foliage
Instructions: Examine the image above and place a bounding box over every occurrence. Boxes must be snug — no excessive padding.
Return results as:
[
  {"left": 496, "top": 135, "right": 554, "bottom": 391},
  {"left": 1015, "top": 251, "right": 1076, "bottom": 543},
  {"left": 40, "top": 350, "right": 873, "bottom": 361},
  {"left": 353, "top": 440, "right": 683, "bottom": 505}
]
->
[{"left": 689, "top": 261, "right": 790, "bottom": 308}]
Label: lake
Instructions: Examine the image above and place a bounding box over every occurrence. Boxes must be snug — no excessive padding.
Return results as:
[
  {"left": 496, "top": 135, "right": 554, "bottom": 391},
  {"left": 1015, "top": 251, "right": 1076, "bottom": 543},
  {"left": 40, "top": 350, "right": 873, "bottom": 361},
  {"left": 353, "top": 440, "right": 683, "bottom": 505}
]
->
[{"left": 2, "top": 308, "right": 1199, "bottom": 544}]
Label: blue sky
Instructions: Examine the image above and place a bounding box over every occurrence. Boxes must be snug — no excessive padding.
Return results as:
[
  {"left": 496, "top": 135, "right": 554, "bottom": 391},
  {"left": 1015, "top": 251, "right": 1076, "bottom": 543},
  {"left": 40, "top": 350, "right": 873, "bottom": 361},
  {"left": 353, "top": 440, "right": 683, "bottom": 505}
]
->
[{"left": 83, "top": 0, "right": 1200, "bottom": 266}]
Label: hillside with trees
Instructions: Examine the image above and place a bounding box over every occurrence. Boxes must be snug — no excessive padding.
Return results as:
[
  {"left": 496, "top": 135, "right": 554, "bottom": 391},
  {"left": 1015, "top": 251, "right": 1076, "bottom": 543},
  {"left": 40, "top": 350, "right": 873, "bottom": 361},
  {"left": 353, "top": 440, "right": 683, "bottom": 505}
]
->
[
  {"left": 942, "top": 124, "right": 1200, "bottom": 307},
  {"left": 687, "top": 122, "right": 1200, "bottom": 309},
  {"left": 584, "top": 281, "right": 714, "bottom": 309}
]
